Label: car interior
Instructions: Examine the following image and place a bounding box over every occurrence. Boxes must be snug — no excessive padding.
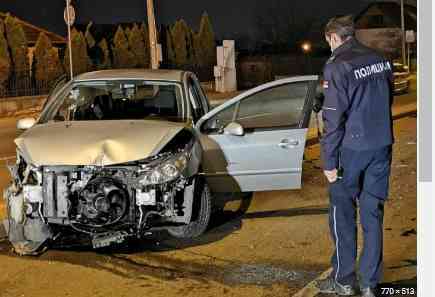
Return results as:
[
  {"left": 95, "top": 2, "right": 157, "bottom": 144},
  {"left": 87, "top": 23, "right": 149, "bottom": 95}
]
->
[{"left": 53, "top": 83, "right": 182, "bottom": 122}]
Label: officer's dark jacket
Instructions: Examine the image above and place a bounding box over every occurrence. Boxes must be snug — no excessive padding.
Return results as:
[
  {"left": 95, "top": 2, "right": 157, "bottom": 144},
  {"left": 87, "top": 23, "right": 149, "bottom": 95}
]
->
[{"left": 320, "top": 37, "right": 394, "bottom": 170}]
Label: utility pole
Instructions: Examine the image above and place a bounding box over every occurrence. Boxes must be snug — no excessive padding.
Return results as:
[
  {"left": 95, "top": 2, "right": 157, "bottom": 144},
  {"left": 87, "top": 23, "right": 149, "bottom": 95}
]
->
[
  {"left": 146, "top": 0, "right": 159, "bottom": 69},
  {"left": 400, "top": 0, "right": 406, "bottom": 66},
  {"left": 64, "top": 0, "right": 75, "bottom": 80}
]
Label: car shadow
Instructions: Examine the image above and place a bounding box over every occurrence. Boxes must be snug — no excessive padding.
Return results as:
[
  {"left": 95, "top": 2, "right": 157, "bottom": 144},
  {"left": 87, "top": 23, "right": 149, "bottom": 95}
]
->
[
  {"left": 243, "top": 206, "right": 328, "bottom": 220},
  {"left": 0, "top": 192, "right": 330, "bottom": 285},
  {"left": 0, "top": 194, "right": 328, "bottom": 257}
]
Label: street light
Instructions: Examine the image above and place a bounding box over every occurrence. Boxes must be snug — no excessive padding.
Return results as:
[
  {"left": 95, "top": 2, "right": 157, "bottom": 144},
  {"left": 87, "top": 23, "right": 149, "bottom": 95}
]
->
[
  {"left": 301, "top": 41, "right": 312, "bottom": 74},
  {"left": 301, "top": 41, "right": 312, "bottom": 53}
]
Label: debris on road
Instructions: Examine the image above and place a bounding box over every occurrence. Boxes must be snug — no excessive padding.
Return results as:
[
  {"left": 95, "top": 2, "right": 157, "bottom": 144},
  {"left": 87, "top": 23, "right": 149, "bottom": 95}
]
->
[{"left": 224, "top": 264, "right": 303, "bottom": 285}]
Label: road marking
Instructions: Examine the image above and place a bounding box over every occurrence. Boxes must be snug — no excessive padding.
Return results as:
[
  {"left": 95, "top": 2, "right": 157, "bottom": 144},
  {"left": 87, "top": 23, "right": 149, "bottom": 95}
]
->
[{"left": 292, "top": 268, "right": 332, "bottom": 297}]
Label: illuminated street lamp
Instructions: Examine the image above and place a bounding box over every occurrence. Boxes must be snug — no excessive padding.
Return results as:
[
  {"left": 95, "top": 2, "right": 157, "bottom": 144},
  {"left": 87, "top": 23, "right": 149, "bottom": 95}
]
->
[
  {"left": 301, "top": 41, "right": 312, "bottom": 53},
  {"left": 301, "top": 41, "right": 312, "bottom": 74}
]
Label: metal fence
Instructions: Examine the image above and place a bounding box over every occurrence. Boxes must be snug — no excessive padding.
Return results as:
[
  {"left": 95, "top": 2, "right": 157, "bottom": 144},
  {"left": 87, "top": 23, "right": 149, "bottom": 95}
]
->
[{"left": 0, "top": 72, "right": 55, "bottom": 99}]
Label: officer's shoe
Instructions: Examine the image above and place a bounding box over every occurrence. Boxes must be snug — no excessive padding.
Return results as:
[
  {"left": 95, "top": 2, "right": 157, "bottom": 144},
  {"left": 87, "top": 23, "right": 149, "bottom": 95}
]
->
[
  {"left": 360, "top": 287, "right": 377, "bottom": 297},
  {"left": 315, "top": 277, "right": 356, "bottom": 296}
]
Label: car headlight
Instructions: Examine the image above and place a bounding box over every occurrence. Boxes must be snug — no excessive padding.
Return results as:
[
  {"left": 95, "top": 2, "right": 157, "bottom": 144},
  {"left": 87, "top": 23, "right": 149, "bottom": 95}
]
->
[{"left": 139, "top": 151, "right": 189, "bottom": 186}]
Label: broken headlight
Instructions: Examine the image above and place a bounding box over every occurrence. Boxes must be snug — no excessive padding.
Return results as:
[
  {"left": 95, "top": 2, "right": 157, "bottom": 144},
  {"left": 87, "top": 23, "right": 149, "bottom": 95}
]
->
[{"left": 139, "top": 151, "right": 189, "bottom": 185}]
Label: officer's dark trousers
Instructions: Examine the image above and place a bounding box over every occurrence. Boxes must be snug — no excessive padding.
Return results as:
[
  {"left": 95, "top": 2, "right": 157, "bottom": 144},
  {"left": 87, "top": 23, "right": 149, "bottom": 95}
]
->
[{"left": 328, "top": 145, "right": 392, "bottom": 289}]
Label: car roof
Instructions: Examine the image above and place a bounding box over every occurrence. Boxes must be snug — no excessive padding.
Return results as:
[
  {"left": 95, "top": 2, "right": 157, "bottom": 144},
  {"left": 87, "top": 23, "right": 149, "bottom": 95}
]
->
[{"left": 73, "top": 69, "right": 186, "bottom": 82}]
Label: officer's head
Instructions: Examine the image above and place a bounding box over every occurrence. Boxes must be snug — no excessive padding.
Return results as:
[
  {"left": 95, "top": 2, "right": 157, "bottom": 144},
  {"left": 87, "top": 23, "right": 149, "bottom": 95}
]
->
[{"left": 324, "top": 15, "right": 355, "bottom": 52}]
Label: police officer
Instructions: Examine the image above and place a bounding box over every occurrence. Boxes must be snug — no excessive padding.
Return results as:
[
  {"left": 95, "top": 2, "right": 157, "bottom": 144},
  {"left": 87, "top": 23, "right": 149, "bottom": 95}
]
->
[{"left": 315, "top": 15, "right": 394, "bottom": 297}]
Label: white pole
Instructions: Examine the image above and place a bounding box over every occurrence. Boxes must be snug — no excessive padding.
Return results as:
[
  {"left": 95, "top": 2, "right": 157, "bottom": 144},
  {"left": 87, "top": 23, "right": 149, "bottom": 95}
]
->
[
  {"left": 146, "top": 0, "right": 159, "bottom": 69},
  {"left": 66, "top": 0, "right": 73, "bottom": 79},
  {"left": 407, "top": 42, "right": 410, "bottom": 71},
  {"left": 400, "top": 0, "right": 406, "bottom": 66}
]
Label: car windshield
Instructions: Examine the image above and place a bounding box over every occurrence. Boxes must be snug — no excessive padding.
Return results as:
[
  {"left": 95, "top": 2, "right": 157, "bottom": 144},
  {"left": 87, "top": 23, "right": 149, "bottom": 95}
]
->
[{"left": 40, "top": 80, "right": 184, "bottom": 123}]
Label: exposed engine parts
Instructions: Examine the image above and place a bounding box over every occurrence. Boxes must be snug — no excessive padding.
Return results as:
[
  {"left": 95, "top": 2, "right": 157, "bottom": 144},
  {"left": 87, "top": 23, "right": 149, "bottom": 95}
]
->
[
  {"left": 3, "top": 149, "right": 198, "bottom": 255},
  {"left": 40, "top": 164, "right": 190, "bottom": 232},
  {"left": 76, "top": 177, "right": 129, "bottom": 227}
]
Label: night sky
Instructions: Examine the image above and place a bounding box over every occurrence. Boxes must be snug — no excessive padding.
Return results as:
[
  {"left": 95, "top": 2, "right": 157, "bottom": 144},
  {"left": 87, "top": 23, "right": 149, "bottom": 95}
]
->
[{"left": 0, "top": 0, "right": 373, "bottom": 42}]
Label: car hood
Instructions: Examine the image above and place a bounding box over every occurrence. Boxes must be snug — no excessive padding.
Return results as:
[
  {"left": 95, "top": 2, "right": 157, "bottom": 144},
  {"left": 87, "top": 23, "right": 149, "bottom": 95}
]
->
[{"left": 15, "top": 120, "right": 189, "bottom": 166}]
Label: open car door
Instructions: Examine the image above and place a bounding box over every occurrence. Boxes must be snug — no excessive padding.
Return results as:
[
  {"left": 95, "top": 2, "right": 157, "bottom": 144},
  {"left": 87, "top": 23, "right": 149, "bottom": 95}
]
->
[{"left": 196, "top": 75, "right": 319, "bottom": 192}]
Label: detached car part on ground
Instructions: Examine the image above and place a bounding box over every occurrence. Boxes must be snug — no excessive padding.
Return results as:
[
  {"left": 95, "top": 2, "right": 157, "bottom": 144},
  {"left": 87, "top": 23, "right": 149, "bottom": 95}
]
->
[{"left": 3, "top": 69, "right": 318, "bottom": 255}]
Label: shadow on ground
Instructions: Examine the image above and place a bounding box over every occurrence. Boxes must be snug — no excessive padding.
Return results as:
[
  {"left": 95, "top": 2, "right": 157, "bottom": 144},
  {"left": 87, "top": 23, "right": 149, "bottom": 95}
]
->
[{"left": 0, "top": 194, "right": 327, "bottom": 287}]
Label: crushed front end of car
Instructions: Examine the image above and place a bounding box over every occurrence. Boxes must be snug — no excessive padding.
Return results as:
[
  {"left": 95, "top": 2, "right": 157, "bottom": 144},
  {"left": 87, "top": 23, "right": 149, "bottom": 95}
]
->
[{"left": 3, "top": 132, "right": 204, "bottom": 255}]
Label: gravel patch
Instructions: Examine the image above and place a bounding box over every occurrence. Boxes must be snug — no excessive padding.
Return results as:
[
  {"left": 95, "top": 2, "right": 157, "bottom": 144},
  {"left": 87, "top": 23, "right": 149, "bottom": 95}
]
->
[{"left": 224, "top": 263, "right": 305, "bottom": 285}]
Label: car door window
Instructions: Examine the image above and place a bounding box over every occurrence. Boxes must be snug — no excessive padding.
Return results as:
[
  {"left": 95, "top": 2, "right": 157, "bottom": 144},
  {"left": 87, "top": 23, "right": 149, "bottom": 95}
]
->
[
  {"left": 237, "top": 81, "right": 308, "bottom": 129},
  {"left": 203, "top": 81, "right": 309, "bottom": 132},
  {"left": 202, "top": 104, "right": 237, "bottom": 132}
]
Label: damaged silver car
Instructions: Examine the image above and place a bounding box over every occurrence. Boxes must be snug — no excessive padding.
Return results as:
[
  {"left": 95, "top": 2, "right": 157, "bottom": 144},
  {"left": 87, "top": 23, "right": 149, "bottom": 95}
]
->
[{"left": 3, "top": 69, "right": 318, "bottom": 255}]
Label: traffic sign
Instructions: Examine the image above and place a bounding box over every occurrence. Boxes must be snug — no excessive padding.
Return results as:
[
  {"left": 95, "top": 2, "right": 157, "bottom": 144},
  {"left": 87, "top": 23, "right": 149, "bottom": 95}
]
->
[
  {"left": 64, "top": 5, "right": 76, "bottom": 26},
  {"left": 405, "top": 30, "right": 416, "bottom": 43}
]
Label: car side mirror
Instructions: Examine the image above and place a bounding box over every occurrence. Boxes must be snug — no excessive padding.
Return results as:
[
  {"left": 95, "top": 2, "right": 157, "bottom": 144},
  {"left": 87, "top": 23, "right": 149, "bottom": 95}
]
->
[
  {"left": 17, "top": 117, "right": 36, "bottom": 130},
  {"left": 224, "top": 122, "right": 244, "bottom": 136}
]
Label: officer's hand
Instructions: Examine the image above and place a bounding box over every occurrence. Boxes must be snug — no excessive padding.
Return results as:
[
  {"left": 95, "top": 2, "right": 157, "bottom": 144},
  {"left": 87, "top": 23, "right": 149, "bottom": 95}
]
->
[
  {"left": 324, "top": 169, "right": 338, "bottom": 183},
  {"left": 313, "top": 93, "right": 325, "bottom": 113}
]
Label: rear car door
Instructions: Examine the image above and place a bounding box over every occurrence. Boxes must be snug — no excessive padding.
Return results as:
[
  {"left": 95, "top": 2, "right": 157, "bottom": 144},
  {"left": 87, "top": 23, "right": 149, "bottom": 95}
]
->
[{"left": 196, "top": 75, "right": 319, "bottom": 192}]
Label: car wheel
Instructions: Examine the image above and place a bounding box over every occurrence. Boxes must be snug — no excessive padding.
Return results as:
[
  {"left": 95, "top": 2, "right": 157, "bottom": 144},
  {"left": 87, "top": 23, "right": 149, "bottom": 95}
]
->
[{"left": 166, "top": 177, "right": 212, "bottom": 239}]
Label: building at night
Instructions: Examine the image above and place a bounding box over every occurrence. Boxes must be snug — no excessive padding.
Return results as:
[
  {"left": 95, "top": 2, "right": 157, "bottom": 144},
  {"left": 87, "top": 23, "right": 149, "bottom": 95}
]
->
[
  {"left": 354, "top": 0, "right": 417, "bottom": 59},
  {"left": 0, "top": 12, "right": 66, "bottom": 47},
  {"left": 0, "top": 12, "right": 66, "bottom": 73}
]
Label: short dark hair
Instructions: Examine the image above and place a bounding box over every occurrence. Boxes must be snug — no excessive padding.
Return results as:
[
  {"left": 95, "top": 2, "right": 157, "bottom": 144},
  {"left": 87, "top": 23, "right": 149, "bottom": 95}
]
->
[{"left": 324, "top": 15, "right": 355, "bottom": 40}]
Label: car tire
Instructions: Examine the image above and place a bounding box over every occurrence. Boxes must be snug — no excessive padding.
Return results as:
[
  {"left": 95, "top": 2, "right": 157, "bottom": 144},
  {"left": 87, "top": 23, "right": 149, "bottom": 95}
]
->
[{"left": 166, "top": 177, "right": 212, "bottom": 239}]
